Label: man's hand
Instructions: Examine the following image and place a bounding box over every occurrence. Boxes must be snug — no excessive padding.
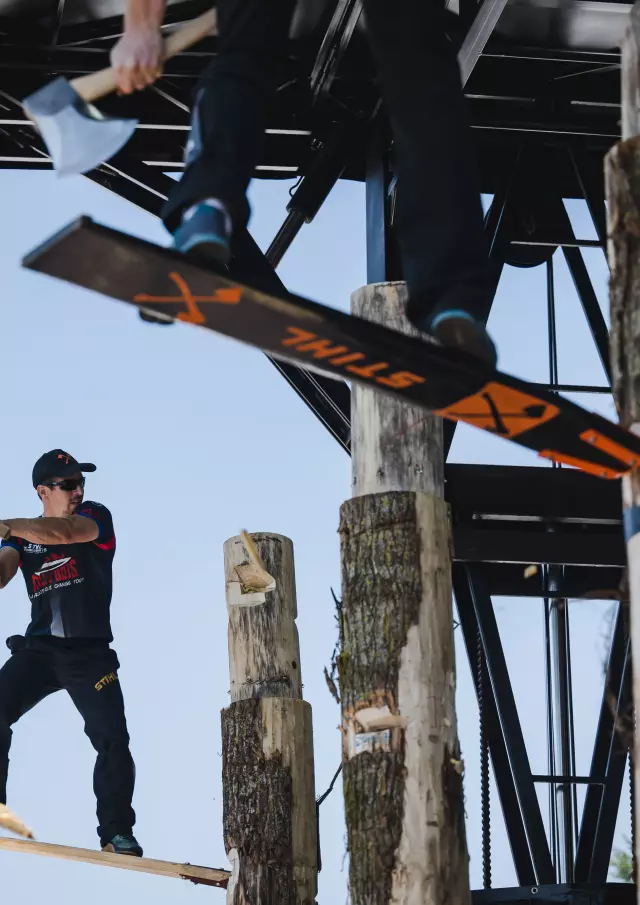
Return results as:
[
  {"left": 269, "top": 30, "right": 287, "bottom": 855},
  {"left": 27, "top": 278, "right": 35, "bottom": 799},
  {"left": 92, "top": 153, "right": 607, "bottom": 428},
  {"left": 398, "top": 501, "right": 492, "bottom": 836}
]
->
[{"left": 110, "top": 24, "right": 164, "bottom": 95}]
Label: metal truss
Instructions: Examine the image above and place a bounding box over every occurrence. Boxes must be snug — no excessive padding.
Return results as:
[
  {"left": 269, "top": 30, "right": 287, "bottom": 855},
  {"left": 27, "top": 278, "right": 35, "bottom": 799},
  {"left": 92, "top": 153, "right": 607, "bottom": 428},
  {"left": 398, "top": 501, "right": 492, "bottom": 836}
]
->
[
  {"left": 455, "top": 564, "right": 632, "bottom": 890},
  {"left": 0, "top": 1, "right": 634, "bottom": 898}
]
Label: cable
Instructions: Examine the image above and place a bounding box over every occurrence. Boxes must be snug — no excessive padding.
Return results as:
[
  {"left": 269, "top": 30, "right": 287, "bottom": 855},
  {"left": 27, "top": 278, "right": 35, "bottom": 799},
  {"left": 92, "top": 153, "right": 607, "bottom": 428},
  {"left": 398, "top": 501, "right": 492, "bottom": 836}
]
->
[
  {"left": 315, "top": 763, "right": 343, "bottom": 872},
  {"left": 478, "top": 627, "right": 492, "bottom": 888}
]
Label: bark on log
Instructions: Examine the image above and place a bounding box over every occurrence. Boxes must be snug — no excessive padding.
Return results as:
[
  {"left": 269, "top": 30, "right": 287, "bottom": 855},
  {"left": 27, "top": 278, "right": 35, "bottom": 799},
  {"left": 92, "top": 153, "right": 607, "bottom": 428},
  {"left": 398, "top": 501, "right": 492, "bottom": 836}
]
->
[
  {"left": 338, "top": 283, "right": 470, "bottom": 905},
  {"left": 222, "top": 533, "right": 317, "bottom": 905},
  {"left": 607, "top": 8, "right": 640, "bottom": 894}
]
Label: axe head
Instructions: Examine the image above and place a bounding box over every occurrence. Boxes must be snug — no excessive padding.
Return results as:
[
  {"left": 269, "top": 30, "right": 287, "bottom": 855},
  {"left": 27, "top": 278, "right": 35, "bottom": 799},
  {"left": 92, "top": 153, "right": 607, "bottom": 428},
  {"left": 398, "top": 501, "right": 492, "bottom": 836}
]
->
[{"left": 23, "top": 77, "right": 138, "bottom": 177}]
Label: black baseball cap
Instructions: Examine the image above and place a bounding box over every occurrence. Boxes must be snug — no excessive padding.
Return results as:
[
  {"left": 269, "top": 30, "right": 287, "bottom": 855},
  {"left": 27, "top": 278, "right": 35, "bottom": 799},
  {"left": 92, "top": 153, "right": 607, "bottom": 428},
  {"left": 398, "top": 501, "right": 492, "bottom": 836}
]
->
[{"left": 32, "top": 449, "right": 96, "bottom": 488}]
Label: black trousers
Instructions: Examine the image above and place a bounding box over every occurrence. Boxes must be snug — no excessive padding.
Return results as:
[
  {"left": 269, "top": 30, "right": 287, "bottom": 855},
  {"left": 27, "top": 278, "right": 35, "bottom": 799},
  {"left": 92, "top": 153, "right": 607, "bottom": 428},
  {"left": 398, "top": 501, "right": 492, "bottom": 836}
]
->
[
  {"left": 162, "top": 0, "right": 492, "bottom": 321},
  {"left": 0, "top": 637, "right": 136, "bottom": 846}
]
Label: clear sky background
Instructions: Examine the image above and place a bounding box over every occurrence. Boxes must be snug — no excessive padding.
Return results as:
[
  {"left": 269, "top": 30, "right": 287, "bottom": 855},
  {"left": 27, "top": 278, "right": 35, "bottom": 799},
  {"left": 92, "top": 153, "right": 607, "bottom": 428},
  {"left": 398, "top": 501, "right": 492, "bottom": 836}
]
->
[{"left": 0, "top": 168, "right": 630, "bottom": 903}]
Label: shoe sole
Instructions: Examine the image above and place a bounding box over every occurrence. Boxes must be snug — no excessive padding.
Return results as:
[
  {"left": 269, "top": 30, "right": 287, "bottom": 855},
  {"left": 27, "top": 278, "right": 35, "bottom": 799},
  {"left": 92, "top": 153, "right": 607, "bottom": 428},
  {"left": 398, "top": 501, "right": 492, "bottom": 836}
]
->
[
  {"left": 101, "top": 843, "right": 143, "bottom": 857},
  {"left": 430, "top": 313, "right": 497, "bottom": 369},
  {"left": 177, "top": 234, "right": 230, "bottom": 268}
]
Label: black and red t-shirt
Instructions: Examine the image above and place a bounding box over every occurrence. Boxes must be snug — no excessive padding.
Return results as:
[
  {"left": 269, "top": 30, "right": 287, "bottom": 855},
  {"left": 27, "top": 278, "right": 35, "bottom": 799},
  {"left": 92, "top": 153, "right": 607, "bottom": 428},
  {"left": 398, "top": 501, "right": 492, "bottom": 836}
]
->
[{"left": 0, "top": 501, "right": 116, "bottom": 641}]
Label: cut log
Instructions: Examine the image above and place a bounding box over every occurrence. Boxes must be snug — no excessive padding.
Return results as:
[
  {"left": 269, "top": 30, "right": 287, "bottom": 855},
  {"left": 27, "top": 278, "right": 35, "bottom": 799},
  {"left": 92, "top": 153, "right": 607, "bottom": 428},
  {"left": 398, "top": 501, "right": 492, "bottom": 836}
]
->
[
  {"left": 606, "top": 3, "right": 640, "bottom": 893},
  {"left": 338, "top": 282, "right": 470, "bottom": 905},
  {"left": 222, "top": 533, "right": 316, "bottom": 905},
  {"left": 351, "top": 282, "right": 444, "bottom": 498},
  {"left": 0, "top": 838, "right": 229, "bottom": 887}
]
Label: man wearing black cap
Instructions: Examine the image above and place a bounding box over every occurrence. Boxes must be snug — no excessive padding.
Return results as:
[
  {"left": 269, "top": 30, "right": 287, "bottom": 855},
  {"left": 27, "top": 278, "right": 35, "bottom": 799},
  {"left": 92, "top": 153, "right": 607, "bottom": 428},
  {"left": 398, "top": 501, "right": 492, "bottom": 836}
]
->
[{"left": 0, "top": 450, "right": 142, "bottom": 857}]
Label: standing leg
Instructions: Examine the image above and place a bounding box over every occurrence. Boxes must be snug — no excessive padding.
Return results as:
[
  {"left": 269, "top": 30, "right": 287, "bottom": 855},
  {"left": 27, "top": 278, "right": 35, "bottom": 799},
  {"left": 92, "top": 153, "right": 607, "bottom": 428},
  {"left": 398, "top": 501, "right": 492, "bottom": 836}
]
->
[
  {"left": 162, "top": 0, "right": 297, "bottom": 240},
  {"left": 63, "top": 645, "right": 138, "bottom": 850},
  {"left": 362, "top": 0, "right": 497, "bottom": 364},
  {"left": 0, "top": 643, "right": 60, "bottom": 805}
]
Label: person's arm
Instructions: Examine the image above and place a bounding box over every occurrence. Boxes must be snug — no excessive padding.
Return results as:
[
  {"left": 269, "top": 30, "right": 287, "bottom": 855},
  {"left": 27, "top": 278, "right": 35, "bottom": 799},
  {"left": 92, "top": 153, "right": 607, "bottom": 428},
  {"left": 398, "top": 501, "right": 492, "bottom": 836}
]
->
[
  {"left": 0, "top": 546, "right": 20, "bottom": 590},
  {"left": 110, "top": 0, "right": 167, "bottom": 95},
  {"left": 0, "top": 516, "right": 99, "bottom": 546}
]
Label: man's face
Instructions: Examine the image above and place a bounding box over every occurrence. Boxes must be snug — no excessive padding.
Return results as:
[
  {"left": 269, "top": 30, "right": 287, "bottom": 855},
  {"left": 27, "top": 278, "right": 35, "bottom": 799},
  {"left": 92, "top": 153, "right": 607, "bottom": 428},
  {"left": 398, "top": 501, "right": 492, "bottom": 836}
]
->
[{"left": 38, "top": 472, "right": 85, "bottom": 517}]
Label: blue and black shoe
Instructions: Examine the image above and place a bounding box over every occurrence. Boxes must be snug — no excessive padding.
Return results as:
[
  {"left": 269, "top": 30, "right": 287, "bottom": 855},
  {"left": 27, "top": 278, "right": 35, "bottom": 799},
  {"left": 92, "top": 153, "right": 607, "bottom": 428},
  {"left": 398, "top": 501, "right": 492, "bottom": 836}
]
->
[
  {"left": 172, "top": 199, "right": 232, "bottom": 267},
  {"left": 102, "top": 834, "right": 143, "bottom": 857},
  {"left": 419, "top": 308, "right": 497, "bottom": 369}
]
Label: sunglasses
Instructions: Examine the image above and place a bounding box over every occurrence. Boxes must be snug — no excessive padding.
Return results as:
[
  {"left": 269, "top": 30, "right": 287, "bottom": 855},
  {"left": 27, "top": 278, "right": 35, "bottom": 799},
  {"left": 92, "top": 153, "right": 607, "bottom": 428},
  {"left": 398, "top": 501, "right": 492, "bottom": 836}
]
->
[{"left": 43, "top": 477, "right": 86, "bottom": 492}]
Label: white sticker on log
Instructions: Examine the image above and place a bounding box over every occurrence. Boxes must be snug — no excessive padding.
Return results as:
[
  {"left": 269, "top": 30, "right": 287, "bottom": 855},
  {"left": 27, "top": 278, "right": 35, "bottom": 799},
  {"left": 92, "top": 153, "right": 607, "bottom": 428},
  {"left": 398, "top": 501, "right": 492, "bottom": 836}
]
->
[{"left": 350, "top": 729, "right": 391, "bottom": 758}]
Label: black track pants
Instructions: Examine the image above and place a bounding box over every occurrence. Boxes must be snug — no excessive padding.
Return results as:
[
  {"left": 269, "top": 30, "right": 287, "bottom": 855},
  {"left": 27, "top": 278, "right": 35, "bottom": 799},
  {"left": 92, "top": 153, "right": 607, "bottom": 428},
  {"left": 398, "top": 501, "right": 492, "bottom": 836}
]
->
[{"left": 0, "top": 637, "right": 136, "bottom": 846}]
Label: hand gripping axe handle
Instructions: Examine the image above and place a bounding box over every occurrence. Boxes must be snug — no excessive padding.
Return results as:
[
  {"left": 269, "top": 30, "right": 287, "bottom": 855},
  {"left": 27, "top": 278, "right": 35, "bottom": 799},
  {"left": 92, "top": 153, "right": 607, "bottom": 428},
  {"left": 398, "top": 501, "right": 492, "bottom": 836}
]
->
[{"left": 23, "top": 7, "right": 217, "bottom": 177}]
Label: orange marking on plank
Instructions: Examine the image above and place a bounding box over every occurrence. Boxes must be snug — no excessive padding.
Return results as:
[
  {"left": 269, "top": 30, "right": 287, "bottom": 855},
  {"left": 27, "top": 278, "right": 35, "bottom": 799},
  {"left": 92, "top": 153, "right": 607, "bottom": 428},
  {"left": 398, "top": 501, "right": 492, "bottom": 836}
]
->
[
  {"left": 347, "top": 361, "right": 391, "bottom": 379},
  {"left": 295, "top": 339, "right": 350, "bottom": 359},
  {"left": 134, "top": 272, "right": 242, "bottom": 324},
  {"left": 328, "top": 352, "right": 366, "bottom": 366},
  {"left": 377, "top": 371, "right": 426, "bottom": 390},
  {"left": 282, "top": 327, "right": 318, "bottom": 346},
  {"left": 435, "top": 382, "right": 560, "bottom": 439},
  {"left": 580, "top": 429, "right": 640, "bottom": 469},
  {"left": 538, "top": 449, "right": 623, "bottom": 479}
]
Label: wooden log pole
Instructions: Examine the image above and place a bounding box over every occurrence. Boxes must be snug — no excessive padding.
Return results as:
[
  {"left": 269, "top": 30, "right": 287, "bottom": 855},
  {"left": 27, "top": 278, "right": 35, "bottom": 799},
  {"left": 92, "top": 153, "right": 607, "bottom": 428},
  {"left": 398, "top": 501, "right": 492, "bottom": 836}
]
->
[
  {"left": 221, "top": 533, "right": 317, "bottom": 905},
  {"left": 607, "top": 3, "right": 640, "bottom": 892},
  {"left": 338, "top": 283, "right": 471, "bottom": 905}
]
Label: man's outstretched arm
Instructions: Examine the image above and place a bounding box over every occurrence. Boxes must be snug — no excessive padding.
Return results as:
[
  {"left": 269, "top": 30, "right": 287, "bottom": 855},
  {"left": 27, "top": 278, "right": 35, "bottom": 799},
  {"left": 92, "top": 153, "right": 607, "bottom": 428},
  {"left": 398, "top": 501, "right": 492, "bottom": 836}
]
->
[
  {"left": 0, "top": 517, "right": 99, "bottom": 546},
  {"left": 0, "top": 547, "right": 20, "bottom": 589},
  {"left": 111, "top": 0, "right": 167, "bottom": 95}
]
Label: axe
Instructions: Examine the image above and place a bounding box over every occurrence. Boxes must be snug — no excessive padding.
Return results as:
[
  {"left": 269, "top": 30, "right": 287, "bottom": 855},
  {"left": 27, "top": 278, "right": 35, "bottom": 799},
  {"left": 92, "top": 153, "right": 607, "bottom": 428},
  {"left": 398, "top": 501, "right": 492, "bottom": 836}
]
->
[{"left": 22, "top": 7, "right": 217, "bottom": 177}]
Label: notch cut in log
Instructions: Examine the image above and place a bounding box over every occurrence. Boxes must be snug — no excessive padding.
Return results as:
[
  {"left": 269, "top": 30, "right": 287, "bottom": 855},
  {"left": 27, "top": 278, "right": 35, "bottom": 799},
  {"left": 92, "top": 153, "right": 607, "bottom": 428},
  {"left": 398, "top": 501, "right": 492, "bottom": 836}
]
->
[
  {"left": 225, "top": 531, "right": 277, "bottom": 607},
  {"left": 0, "top": 838, "right": 229, "bottom": 888}
]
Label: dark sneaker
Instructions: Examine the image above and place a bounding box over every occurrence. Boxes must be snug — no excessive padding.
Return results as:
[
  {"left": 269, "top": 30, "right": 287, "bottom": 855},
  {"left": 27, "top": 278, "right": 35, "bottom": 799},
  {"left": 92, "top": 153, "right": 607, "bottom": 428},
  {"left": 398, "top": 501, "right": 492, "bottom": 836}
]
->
[
  {"left": 102, "top": 834, "right": 143, "bottom": 857},
  {"left": 172, "top": 200, "right": 232, "bottom": 267},
  {"left": 423, "top": 308, "right": 497, "bottom": 369}
]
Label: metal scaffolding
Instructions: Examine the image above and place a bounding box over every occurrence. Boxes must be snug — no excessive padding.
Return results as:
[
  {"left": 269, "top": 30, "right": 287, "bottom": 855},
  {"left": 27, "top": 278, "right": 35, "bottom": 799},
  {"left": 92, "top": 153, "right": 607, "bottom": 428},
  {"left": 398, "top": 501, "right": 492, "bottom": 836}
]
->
[{"left": 0, "top": 0, "right": 634, "bottom": 900}]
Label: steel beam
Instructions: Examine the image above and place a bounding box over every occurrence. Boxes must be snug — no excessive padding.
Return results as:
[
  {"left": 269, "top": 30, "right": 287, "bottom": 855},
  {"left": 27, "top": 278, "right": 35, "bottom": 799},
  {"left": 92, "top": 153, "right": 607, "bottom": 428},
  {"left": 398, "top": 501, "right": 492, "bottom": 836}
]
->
[
  {"left": 454, "top": 565, "right": 555, "bottom": 884},
  {"left": 562, "top": 242, "right": 611, "bottom": 383},
  {"left": 309, "top": 0, "right": 363, "bottom": 100},
  {"left": 445, "top": 464, "right": 622, "bottom": 524},
  {"left": 574, "top": 602, "right": 631, "bottom": 882},
  {"left": 456, "top": 566, "right": 537, "bottom": 884},
  {"left": 454, "top": 528, "right": 624, "bottom": 568},
  {"left": 567, "top": 148, "right": 608, "bottom": 248},
  {"left": 365, "top": 123, "right": 402, "bottom": 285},
  {"left": 472, "top": 884, "right": 636, "bottom": 905},
  {"left": 476, "top": 563, "right": 623, "bottom": 599},
  {"left": 458, "top": 0, "right": 512, "bottom": 86}
]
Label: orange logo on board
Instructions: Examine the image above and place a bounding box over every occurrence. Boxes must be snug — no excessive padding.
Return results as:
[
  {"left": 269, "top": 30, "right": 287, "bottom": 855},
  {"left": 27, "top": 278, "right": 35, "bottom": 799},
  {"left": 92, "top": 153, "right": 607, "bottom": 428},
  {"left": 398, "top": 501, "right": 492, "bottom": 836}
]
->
[
  {"left": 134, "top": 272, "right": 242, "bottom": 325},
  {"left": 435, "top": 382, "right": 560, "bottom": 439}
]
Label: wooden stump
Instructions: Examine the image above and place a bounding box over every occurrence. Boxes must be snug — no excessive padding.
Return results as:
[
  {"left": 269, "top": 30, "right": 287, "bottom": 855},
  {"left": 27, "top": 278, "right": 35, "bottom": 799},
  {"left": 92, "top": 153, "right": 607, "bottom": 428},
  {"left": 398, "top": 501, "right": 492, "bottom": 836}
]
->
[
  {"left": 337, "top": 283, "right": 470, "bottom": 905},
  {"left": 607, "top": 8, "right": 640, "bottom": 894},
  {"left": 351, "top": 282, "right": 444, "bottom": 498},
  {"left": 222, "top": 533, "right": 317, "bottom": 905}
]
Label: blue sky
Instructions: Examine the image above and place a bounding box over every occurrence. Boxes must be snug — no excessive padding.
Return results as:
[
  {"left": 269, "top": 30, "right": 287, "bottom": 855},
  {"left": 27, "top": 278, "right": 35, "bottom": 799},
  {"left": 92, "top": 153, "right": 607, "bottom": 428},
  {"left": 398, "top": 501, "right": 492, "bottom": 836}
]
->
[{"left": 0, "top": 169, "right": 629, "bottom": 902}]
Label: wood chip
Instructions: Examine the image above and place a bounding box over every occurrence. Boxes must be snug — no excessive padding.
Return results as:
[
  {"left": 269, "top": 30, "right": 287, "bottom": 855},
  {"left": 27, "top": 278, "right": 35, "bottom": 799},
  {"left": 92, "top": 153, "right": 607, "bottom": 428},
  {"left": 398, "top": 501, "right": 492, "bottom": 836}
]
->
[{"left": 0, "top": 804, "right": 34, "bottom": 839}]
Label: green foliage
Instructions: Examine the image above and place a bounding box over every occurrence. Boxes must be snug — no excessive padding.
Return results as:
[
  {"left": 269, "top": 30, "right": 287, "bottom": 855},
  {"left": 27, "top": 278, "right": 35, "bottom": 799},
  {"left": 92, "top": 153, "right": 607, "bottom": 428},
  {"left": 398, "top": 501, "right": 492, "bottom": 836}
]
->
[{"left": 610, "top": 844, "right": 634, "bottom": 883}]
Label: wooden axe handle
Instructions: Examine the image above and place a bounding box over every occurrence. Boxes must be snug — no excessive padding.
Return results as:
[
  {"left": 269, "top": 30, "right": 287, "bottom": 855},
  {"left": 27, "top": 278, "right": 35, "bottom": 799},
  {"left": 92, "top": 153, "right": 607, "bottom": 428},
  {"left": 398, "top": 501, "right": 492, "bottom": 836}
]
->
[{"left": 70, "top": 7, "right": 217, "bottom": 103}]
